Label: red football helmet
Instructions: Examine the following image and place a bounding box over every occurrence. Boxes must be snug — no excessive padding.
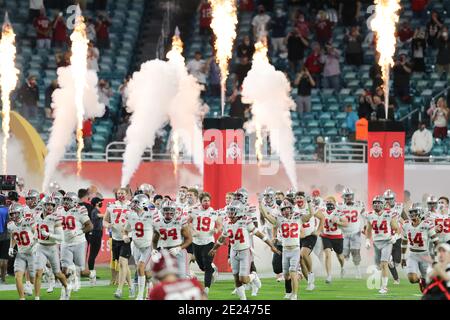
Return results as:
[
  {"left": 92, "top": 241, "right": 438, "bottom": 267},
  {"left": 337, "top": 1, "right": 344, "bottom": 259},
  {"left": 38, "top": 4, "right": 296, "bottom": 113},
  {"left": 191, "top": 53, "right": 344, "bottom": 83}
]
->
[{"left": 151, "top": 249, "right": 179, "bottom": 280}]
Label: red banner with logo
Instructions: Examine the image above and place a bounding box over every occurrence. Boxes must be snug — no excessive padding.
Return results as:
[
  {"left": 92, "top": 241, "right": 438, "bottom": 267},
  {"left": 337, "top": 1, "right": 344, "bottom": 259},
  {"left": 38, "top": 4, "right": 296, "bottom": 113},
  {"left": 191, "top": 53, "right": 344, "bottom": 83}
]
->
[
  {"left": 203, "top": 118, "right": 244, "bottom": 272},
  {"left": 368, "top": 122, "right": 405, "bottom": 208}
]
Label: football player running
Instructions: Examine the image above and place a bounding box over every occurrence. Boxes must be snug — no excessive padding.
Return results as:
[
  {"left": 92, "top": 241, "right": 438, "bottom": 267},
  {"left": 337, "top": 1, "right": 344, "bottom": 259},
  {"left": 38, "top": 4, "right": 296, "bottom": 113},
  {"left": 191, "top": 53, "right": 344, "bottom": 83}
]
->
[
  {"left": 433, "top": 197, "right": 450, "bottom": 245},
  {"left": 321, "top": 197, "right": 348, "bottom": 284},
  {"left": 123, "top": 194, "right": 154, "bottom": 300},
  {"left": 340, "top": 188, "right": 365, "bottom": 279},
  {"left": 103, "top": 188, "right": 134, "bottom": 299},
  {"left": 60, "top": 192, "right": 93, "bottom": 294},
  {"left": 152, "top": 200, "right": 193, "bottom": 279},
  {"left": 7, "top": 204, "right": 37, "bottom": 300},
  {"left": 365, "top": 196, "right": 400, "bottom": 294},
  {"left": 260, "top": 199, "right": 304, "bottom": 300},
  {"left": 209, "top": 201, "right": 281, "bottom": 300},
  {"left": 34, "top": 195, "right": 70, "bottom": 300},
  {"left": 401, "top": 203, "right": 439, "bottom": 292},
  {"left": 189, "top": 192, "right": 221, "bottom": 296},
  {"left": 296, "top": 191, "right": 324, "bottom": 291},
  {"left": 148, "top": 249, "right": 206, "bottom": 300}
]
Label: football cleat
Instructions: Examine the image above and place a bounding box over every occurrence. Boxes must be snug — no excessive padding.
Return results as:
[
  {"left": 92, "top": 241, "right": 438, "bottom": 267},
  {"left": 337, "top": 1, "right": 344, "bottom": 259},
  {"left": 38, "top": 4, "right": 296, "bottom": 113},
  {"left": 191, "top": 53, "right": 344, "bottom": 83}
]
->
[
  {"left": 378, "top": 287, "right": 388, "bottom": 294},
  {"left": 393, "top": 279, "right": 400, "bottom": 285},
  {"left": 276, "top": 274, "right": 284, "bottom": 282},
  {"left": 325, "top": 276, "right": 332, "bottom": 284},
  {"left": 129, "top": 285, "right": 136, "bottom": 298},
  {"left": 24, "top": 282, "right": 33, "bottom": 296},
  {"left": 231, "top": 288, "right": 237, "bottom": 295},
  {"left": 212, "top": 264, "right": 219, "bottom": 283},
  {"left": 306, "top": 283, "right": 315, "bottom": 291},
  {"left": 114, "top": 289, "right": 123, "bottom": 299},
  {"left": 290, "top": 294, "right": 298, "bottom": 300},
  {"left": 284, "top": 293, "right": 292, "bottom": 299}
]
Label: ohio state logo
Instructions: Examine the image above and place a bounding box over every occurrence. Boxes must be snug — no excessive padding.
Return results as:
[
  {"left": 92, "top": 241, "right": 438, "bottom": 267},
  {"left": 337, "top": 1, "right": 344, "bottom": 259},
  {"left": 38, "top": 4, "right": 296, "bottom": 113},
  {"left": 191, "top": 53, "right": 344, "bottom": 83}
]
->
[
  {"left": 205, "top": 141, "right": 218, "bottom": 160},
  {"left": 369, "top": 142, "right": 383, "bottom": 158},
  {"left": 389, "top": 142, "right": 403, "bottom": 158},
  {"left": 226, "top": 142, "right": 241, "bottom": 160}
]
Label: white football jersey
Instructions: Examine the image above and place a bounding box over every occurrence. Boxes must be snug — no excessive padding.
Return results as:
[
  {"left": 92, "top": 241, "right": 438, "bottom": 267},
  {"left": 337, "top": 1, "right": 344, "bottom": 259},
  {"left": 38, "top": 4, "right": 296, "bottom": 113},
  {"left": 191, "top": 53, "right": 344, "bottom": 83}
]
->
[
  {"left": 35, "top": 213, "right": 62, "bottom": 245},
  {"left": 125, "top": 210, "right": 154, "bottom": 248},
  {"left": 23, "top": 206, "right": 36, "bottom": 220},
  {"left": 296, "top": 205, "right": 315, "bottom": 237},
  {"left": 107, "top": 201, "right": 131, "bottom": 241},
  {"left": 153, "top": 214, "right": 188, "bottom": 248},
  {"left": 275, "top": 212, "right": 302, "bottom": 247},
  {"left": 190, "top": 207, "right": 220, "bottom": 246},
  {"left": 60, "top": 206, "right": 90, "bottom": 245},
  {"left": 366, "top": 210, "right": 398, "bottom": 242},
  {"left": 428, "top": 212, "right": 450, "bottom": 243},
  {"left": 339, "top": 201, "right": 365, "bottom": 235},
  {"left": 8, "top": 218, "right": 36, "bottom": 254},
  {"left": 222, "top": 216, "right": 256, "bottom": 251},
  {"left": 322, "top": 209, "right": 345, "bottom": 238},
  {"left": 402, "top": 219, "right": 436, "bottom": 252}
]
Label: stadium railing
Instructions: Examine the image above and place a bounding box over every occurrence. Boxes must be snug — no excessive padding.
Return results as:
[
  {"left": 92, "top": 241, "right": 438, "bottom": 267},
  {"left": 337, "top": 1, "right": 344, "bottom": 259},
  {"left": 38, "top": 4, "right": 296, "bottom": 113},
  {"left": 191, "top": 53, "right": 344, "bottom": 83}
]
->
[{"left": 324, "top": 142, "right": 367, "bottom": 163}]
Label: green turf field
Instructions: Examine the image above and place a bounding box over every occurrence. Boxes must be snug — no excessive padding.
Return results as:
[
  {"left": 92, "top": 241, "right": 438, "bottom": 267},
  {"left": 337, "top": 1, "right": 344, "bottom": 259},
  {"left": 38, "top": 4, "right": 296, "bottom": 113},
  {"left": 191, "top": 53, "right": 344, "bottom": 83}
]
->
[{"left": 0, "top": 267, "right": 422, "bottom": 300}]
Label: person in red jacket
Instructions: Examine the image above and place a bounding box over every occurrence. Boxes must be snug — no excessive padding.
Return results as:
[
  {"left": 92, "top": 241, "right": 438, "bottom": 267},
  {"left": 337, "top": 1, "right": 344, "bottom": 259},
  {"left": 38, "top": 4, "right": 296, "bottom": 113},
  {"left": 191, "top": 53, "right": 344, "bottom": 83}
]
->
[
  {"left": 198, "top": 0, "right": 212, "bottom": 37},
  {"left": 52, "top": 12, "right": 67, "bottom": 49},
  {"left": 411, "top": 0, "right": 429, "bottom": 23},
  {"left": 96, "top": 13, "right": 111, "bottom": 49},
  {"left": 82, "top": 119, "right": 93, "bottom": 152},
  {"left": 304, "top": 42, "right": 323, "bottom": 88},
  {"left": 33, "top": 8, "right": 52, "bottom": 49}
]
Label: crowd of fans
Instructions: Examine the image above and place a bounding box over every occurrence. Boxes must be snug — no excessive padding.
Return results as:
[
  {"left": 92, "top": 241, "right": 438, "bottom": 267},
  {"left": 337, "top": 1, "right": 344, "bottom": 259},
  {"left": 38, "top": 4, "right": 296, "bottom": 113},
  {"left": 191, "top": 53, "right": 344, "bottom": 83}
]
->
[{"left": 189, "top": 0, "right": 449, "bottom": 147}]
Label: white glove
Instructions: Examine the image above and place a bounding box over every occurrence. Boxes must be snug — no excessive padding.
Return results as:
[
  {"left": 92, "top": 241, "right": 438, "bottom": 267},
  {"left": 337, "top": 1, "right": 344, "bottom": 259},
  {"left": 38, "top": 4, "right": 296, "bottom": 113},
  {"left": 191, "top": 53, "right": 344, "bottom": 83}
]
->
[
  {"left": 8, "top": 247, "right": 15, "bottom": 257},
  {"left": 40, "top": 229, "right": 50, "bottom": 239},
  {"left": 365, "top": 238, "right": 371, "bottom": 249},
  {"left": 169, "top": 246, "right": 181, "bottom": 256},
  {"left": 122, "top": 235, "right": 131, "bottom": 244},
  {"left": 390, "top": 234, "right": 398, "bottom": 244},
  {"left": 151, "top": 249, "right": 159, "bottom": 256}
]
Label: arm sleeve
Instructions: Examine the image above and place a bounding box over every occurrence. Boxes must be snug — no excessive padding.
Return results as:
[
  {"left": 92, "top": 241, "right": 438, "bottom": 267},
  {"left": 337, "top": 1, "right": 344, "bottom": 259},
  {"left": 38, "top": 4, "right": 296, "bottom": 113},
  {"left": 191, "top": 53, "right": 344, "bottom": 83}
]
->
[{"left": 49, "top": 225, "right": 63, "bottom": 242}]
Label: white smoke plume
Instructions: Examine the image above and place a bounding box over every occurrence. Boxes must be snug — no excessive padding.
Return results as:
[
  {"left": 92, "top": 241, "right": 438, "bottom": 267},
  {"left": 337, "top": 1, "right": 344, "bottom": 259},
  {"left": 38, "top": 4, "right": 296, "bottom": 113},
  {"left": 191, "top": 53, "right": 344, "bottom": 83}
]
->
[
  {"left": 241, "top": 45, "right": 298, "bottom": 189},
  {"left": 43, "top": 66, "right": 105, "bottom": 191},
  {"left": 167, "top": 41, "right": 205, "bottom": 174},
  {"left": 120, "top": 60, "right": 178, "bottom": 187}
]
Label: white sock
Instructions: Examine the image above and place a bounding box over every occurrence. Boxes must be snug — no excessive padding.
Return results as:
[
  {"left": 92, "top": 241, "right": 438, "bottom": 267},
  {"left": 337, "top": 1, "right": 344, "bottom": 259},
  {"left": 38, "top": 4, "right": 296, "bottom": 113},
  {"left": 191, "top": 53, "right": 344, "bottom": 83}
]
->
[
  {"left": 248, "top": 273, "right": 256, "bottom": 283},
  {"left": 90, "top": 270, "right": 96, "bottom": 278},
  {"left": 204, "top": 287, "right": 209, "bottom": 295},
  {"left": 138, "top": 276, "right": 146, "bottom": 297},
  {"left": 236, "top": 286, "right": 246, "bottom": 299},
  {"left": 382, "top": 276, "right": 388, "bottom": 288}
]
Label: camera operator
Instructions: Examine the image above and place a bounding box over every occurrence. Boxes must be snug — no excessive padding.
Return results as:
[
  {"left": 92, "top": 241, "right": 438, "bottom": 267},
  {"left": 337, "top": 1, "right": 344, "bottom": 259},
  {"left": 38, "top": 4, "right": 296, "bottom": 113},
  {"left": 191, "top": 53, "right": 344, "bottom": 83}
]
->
[{"left": 294, "top": 66, "right": 316, "bottom": 115}]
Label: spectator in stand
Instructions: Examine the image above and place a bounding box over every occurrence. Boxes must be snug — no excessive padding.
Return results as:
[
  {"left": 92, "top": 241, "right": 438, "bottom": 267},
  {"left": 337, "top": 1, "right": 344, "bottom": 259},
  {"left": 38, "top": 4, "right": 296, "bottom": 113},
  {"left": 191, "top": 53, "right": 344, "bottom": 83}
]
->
[
  {"left": 315, "top": 10, "right": 334, "bottom": 46},
  {"left": 270, "top": 7, "right": 288, "bottom": 57},
  {"left": 370, "top": 53, "right": 383, "bottom": 91},
  {"left": 426, "top": 11, "right": 444, "bottom": 49},
  {"left": 17, "top": 76, "right": 39, "bottom": 120},
  {"left": 397, "top": 21, "right": 414, "bottom": 43},
  {"left": 29, "top": 0, "right": 44, "bottom": 23},
  {"left": 33, "top": 7, "right": 52, "bottom": 49},
  {"left": 304, "top": 42, "right": 323, "bottom": 88},
  {"left": 56, "top": 51, "right": 71, "bottom": 68},
  {"left": 229, "top": 87, "right": 250, "bottom": 122},
  {"left": 98, "top": 79, "right": 113, "bottom": 117},
  {"left": 338, "top": 0, "right": 361, "bottom": 27},
  {"left": 392, "top": 54, "right": 412, "bottom": 102},
  {"left": 232, "top": 56, "right": 252, "bottom": 90},
  {"left": 373, "top": 95, "right": 394, "bottom": 120},
  {"left": 52, "top": 12, "right": 67, "bottom": 49},
  {"left": 411, "top": 0, "right": 429, "bottom": 23},
  {"left": 411, "top": 27, "right": 426, "bottom": 72},
  {"left": 345, "top": 105, "right": 359, "bottom": 140},
  {"left": 286, "top": 28, "right": 309, "bottom": 74},
  {"left": 430, "top": 97, "right": 449, "bottom": 139},
  {"left": 259, "top": 0, "right": 274, "bottom": 13},
  {"left": 96, "top": 13, "right": 111, "bottom": 50},
  {"left": 358, "top": 90, "right": 373, "bottom": 120},
  {"left": 436, "top": 27, "right": 450, "bottom": 78},
  {"left": 240, "top": 0, "right": 255, "bottom": 12},
  {"left": 320, "top": 43, "right": 341, "bottom": 92},
  {"left": 411, "top": 121, "right": 433, "bottom": 158},
  {"left": 252, "top": 5, "right": 271, "bottom": 41},
  {"left": 187, "top": 51, "right": 207, "bottom": 90},
  {"left": 205, "top": 54, "right": 221, "bottom": 97},
  {"left": 237, "top": 35, "right": 255, "bottom": 60},
  {"left": 198, "top": 0, "right": 212, "bottom": 38},
  {"left": 344, "top": 26, "right": 363, "bottom": 67},
  {"left": 87, "top": 42, "right": 100, "bottom": 72},
  {"left": 82, "top": 118, "right": 93, "bottom": 152},
  {"left": 86, "top": 17, "right": 97, "bottom": 43},
  {"left": 115, "top": 114, "right": 130, "bottom": 142},
  {"left": 294, "top": 65, "right": 315, "bottom": 114},
  {"left": 45, "top": 80, "right": 58, "bottom": 119},
  {"left": 294, "top": 11, "right": 310, "bottom": 39}
]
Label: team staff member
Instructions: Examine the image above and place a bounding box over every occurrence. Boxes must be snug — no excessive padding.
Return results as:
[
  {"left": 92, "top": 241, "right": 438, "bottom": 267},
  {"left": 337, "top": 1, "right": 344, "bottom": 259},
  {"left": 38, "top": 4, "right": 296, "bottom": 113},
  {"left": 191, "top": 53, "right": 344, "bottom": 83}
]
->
[{"left": 87, "top": 196, "right": 105, "bottom": 285}]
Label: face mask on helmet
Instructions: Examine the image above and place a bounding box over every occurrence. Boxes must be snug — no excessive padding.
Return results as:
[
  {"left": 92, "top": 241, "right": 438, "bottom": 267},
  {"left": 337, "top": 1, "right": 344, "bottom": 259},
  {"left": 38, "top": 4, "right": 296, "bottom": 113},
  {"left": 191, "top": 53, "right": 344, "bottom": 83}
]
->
[
  {"left": 44, "top": 203, "right": 56, "bottom": 214},
  {"left": 427, "top": 202, "right": 437, "bottom": 211},
  {"left": 227, "top": 207, "right": 237, "bottom": 220},
  {"left": 63, "top": 198, "right": 75, "bottom": 210},
  {"left": 26, "top": 197, "right": 37, "bottom": 208},
  {"left": 234, "top": 193, "right": 245, "bottom": 203},
  {"left": 385, "top": 198, "right": 395, "bottom": 207},
  {"left": 373, "top": 201, "right": 383, "bottom": 212},
  {"left": 408, "top": 210, "right": 421, "bottom": 221},
  {"left": 9, "top": 211, "right": 21, "bottom": 223},
  {"left": 281, "top": 207, "right": 292, "bottom": 218},
  {"left": 163, "top": 208, "right": 175, "bottom": 222},
  {"left": 131, "top": 200, "right": 142, "bottom": 212},
  {"left": 326, "top": 203, "right": 335, "bottom": 212},
  {"left": 264, "top": 194, "right": 274, "bottom": 205},
  {"left": 344, "top": 194, "right": 354, "bottom": 204}
]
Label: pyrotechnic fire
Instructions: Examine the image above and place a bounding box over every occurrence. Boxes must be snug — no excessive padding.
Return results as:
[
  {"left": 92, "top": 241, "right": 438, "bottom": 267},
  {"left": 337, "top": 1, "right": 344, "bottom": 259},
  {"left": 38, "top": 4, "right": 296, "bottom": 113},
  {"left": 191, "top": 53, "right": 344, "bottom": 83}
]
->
[
  {"left": 70, "top": 6, "right": 89, "bottom": 176},
  {"left": 209, "top": 0, "right": 238, "bottom": 116},
  {"left": 0, "top": 13, "right": 19, "bottom": 175},
  {"left": 370, "top": 0, "right": 401, "bottom": 119},
  {"left": 171, "top": 132, "right": 180, "bottom": 176},
  {"left": 255, "top": 126, "right": 264, "bottom": 164}
]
